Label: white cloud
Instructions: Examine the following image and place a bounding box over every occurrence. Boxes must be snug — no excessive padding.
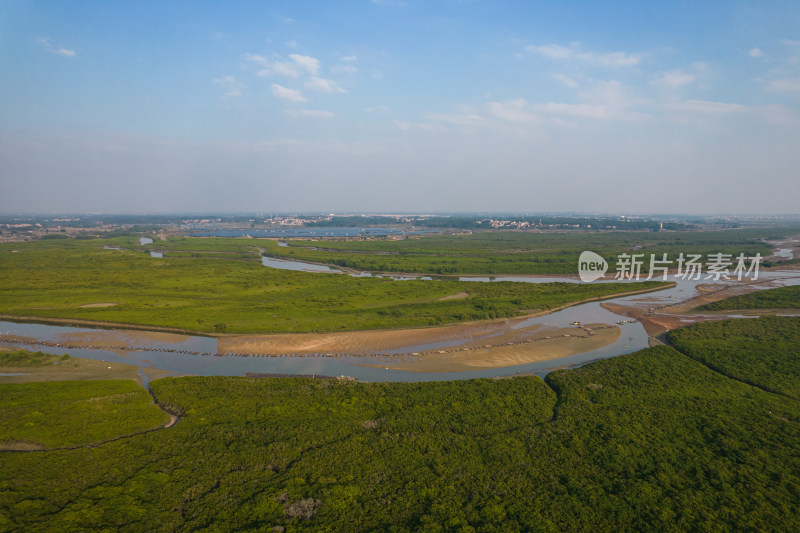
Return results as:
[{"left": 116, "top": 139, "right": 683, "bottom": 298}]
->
[
  {"left": 671, "top": 100, "right": 748, "bottom": 114},
  {"left": 246, "top": 53, "right": 321, "bottom": 78},
  {"left": 244, "top": 53, "right": 268, "bottom": 65},
  {"left": 653, "top": 70, "right": 695, "bottom": 88},
  {"left": 590, "top": 51, "right": 643, "bottom": 67},
  {"left": 271, "top": 84, "right": 307, "bottom": 102},
  {"left": 364, "top": 105, "right": 390, "bottom": 112},
  {"left": 525, "top": 43, "right": 643, "bottom": 67},
  {"left": 534, "top": 102, "right": 609, "bottom": 119},
  {"left": 760, "top": 104, "right": 800, "bottom": 124},
  {"left": 553, "top": 73, "right": 579, "bottom": 89},
  {"left": 341, "top": 55, "right": 357, "bottom": 62},
  {"left": 579, "top": 81, "right": 637, "bottom": 108},
  {"left": 246, "top": 53, "right": 301, "bottom": 78},
  {"left": 394, "top": 120, "right": 442, "bottom": 132},
  {"left": 305, "top": 76, "right": 347, "bottom": 93},
  {"left": 330, "top": 64, "right": 358, "bottom": 74},
  {"left": 213, "top": 75, "right": 243, "bottom": 97},
  {"left": 285, "top": 40, "right": 298, "bottom": 48},
  {"left": 271, "top": 61, "right": 301, "bottom": 78},
  {"left": 287, "top": 109, "right": 335, "bottom": 119},
  {"left": 769, "top": 79, "right": 800, "bottom": 95},
  {"left": 36, "top": 37, "right": 76, "bottom": 58},
  {"left": 525, "top": 44, "right": 572, "bottom": 59},
  {"left": 289, "top": 54, "right": 320, "bottom": 75},
  {"left": 426, "top": 112, "right": 485, "bottom": 127},
  {"left": 572, "top": 81, "right": 651, "bottom": 121},
  {"left": 486, "top": 99, "right": 539, "bottom": 123},
  {"left": 749, "top": 48, "right": 764, "bottom": 58}
]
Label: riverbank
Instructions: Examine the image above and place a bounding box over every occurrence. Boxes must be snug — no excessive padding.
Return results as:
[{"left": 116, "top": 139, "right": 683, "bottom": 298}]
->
[
  {"left": 214, "top": 284, "right": 668, "bottom": 358},
  {"left": 599, "top": 273, "right": 794, "bottom": 336},
  {"left": 358, "top": 323, "right": 621, "bottom": 373},
  {"left": 0, "top": 351, "right": 143, "bottom": 384},
  {"left": 0, "top": 284, "right": 674, "bottom": 357}
]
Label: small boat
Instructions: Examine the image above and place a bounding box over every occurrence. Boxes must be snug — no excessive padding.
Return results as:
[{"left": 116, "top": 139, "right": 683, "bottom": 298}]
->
[{"left": 570, "top": 321, "right": 581, "bottom": 326}]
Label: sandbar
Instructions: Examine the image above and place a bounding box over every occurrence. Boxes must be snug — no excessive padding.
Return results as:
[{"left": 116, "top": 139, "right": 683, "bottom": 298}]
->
[{"left": 358, "top": 323, "right": 621, "bottom": 372}]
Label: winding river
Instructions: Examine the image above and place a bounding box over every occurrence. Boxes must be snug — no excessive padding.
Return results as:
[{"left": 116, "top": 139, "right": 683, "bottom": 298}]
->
[{"left": 2, "top": 265, "right": 798, "bottom": 384}]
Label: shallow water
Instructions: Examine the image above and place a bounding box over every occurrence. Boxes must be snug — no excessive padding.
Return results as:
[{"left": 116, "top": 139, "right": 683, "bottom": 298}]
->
[
  {"left": 4, "top": 270, "right": 797, "bottom": 383},
  {"left": 261, "top": 256, "right": 339, "bottom": 273}
]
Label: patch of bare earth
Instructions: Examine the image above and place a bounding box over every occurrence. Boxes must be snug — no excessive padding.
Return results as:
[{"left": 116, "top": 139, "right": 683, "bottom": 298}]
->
[
  {"left": 439, "top": 292, "right": 469, "bottom": 301},
  {"left": 0, "top": 441, "right": 45, "bottom": 451}
]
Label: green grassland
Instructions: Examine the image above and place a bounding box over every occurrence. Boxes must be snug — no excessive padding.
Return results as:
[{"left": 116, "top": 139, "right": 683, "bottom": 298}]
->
[
  {"left": 697, "top": 285, "right": 800, "bottom": 311},
  {"left": 256, "top": 228, "right": 785, "bottom": 274},
  {"left": 0, "top": 378, "right": 169, "bottom": 449},
  {"left": 668, "top": 316, "right": 800, "bottom": 399},
  {"left": 0, "top": 237, "right": 668, "bottom": 334},
  {"left": 1, "top": 317, "right": 798, "bottom": 531},
  {"left": 0, "top": 349, "right": 69, "bottom": 367}
]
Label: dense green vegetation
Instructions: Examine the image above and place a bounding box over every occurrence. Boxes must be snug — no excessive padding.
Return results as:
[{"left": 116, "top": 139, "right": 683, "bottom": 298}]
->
[
  {"left": 1, "top": 318, "right": 799, "bottom": 531},
  {"left": 0, "top": 237, "right": 667, "bottom": 334},
  {"left": 668, "top": 316, "right": 800, "bottom": 399},
  {"left": 260, "top": 228, "right": 781, "bottom": 275},
  {"left": 0, "top": 349, "right": 69, "bottom": 367},
  {"left": 0, "top": 379, "right": 169, "bottom": 449},
  {"left": 697, "top": 285, "right": 800, "bottom": 311}
]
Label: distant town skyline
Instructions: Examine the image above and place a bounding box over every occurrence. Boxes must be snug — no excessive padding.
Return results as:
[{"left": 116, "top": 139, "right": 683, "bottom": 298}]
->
[{"left": 1, "top": 0, "right": 799, "bottom": 214}]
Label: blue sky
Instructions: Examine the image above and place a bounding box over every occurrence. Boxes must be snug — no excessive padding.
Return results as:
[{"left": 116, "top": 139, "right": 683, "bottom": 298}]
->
[{"left": 1, "top": 0, "right": 799, "bottom": 214}]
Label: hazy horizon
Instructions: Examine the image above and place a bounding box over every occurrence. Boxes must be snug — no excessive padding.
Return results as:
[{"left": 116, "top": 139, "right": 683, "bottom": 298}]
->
[{"left": 2, "top": 1, "right": 799, "bottom": 215}]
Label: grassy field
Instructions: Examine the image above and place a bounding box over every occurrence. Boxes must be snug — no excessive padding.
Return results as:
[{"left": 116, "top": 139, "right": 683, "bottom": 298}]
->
[
  {"left": 0, "top": 349, "right": 69, "bottom": 367},
  {"left": 0, "top": 348, "right": 146, "bottom": 384},
  {"left": 0, "top": 237, "right": 668, "bottom": 334},
  {"left": 0, "top": 349, "right": 170, "bottom": 450},
  {"left": 0, "top": 380, "right": 169, "bottom": 449},
  {"left": 668, "top": 316, "right": 800, "bottom": 399},
  {"left": 697, "top": 285, "right": 800, "bottom": 311},
  {"left": 254, "top": 228, "right": 788, "bottom": 274},
  {"left": 1, "top": 318, "right": 798, "bottom": 530}
]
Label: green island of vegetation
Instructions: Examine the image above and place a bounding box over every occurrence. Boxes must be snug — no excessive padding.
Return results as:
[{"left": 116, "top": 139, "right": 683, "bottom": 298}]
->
[
  {"left": 0, "top": 349, "right": 69, "bottom": 367},
  {"left": 0, "top": 350, "right": 169, "bottom": 450},
  {"left": 668, "top": 316, "right": 800, "bottom": 399},
  {"left": 0, "top": 237, "right": 669, "bottom": 334},
  {"left": 1, "top": 316, "right": 798, "bottom": 531},
  {"left": 697, "top": 285, "right": 800, "bottom": 312},
  {"left": 258, "top": 228, "right": 783, "bottom": 275}
]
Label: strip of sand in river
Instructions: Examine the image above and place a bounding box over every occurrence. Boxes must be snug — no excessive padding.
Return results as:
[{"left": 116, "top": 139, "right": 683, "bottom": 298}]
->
[
  {"left": 0, "top": 284, "right": 669, "bottom": 371},
  {"left": 600, "top": 273, "right": 797, "bottom": 336},
  {"left": 358, "top": 323, "right": 621, "bottom": 373}
]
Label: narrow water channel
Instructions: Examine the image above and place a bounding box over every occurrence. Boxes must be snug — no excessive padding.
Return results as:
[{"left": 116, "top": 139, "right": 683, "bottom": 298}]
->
[{"left": 3, "top": 269, "right": 797, "bottom": 383}]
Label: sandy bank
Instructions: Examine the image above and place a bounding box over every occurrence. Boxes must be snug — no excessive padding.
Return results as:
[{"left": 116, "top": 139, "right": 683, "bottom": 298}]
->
[
  {"left": 358, "top": 323, "right": 621, "bottom": 372},
  {"left": 217, "top": 283, "right": 672, "bottom": 356},
  {"left": 0, "top": 355, "right": 142, "bottom": 384}
]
